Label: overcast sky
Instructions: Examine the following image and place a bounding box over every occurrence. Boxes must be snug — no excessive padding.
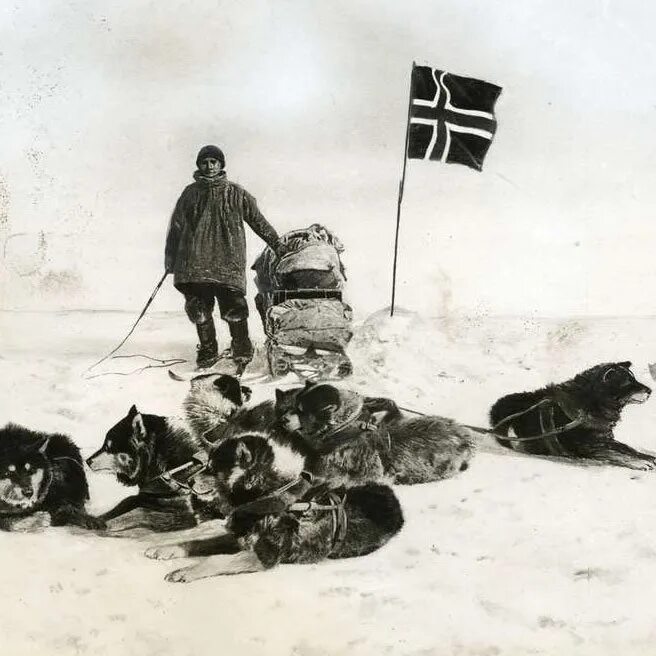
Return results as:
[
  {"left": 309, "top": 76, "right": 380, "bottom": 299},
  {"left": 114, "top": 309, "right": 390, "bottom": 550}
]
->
[{"left": 1, "top": 0, "right": 656, "bottom": 317}]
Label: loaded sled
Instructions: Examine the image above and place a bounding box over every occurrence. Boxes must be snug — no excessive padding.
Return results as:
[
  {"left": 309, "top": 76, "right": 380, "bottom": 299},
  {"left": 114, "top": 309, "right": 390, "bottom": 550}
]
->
[{"left": 252, "top": 224, "right": 353, "bottom": 380}]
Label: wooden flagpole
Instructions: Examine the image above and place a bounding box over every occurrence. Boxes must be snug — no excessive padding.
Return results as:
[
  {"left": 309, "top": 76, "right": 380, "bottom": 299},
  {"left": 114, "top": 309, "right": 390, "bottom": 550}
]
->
[{"left": 390, "top": 61, "right": 416, "bottom": 317}]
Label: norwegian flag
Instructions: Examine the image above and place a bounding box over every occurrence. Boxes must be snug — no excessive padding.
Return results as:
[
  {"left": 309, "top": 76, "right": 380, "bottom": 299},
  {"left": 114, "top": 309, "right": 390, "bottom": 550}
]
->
[{"left": 408, "top": 65, "right": 502, "bottom": 171}]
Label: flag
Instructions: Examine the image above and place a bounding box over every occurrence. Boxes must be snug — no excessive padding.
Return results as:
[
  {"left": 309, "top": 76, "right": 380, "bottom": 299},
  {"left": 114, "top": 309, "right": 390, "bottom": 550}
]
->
[{"left": 408, "top": 65, "right": 502, "bottom": 171}]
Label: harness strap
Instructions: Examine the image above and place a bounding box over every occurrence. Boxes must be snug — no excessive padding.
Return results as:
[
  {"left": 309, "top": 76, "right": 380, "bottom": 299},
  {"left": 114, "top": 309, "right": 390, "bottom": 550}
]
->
[
  {"left": 269, "top": 476, "right": 307, "bottom": 497},
  {"left": 491, "top": 398, "right": 553, "bottom": 431},
  {"left": 228, "top": 472, "right": 316, "bottom": 516},
  {"left": 147, "top": 458, "right": 206, "bottom": 492},
  {"left": 289, "top": 501, "right": 336, "bottom": 512},
  {"left": 313, "top": 415, "right": 379, "bottom": 454},
  {"left": 398, "top": 388, "right": 590, "bottom": 442},
  {"left": 318, "top": 406, "right": 369, "bottom": 441},
  {"left": 289, "top": 490, "right": 348, "bottom": 552},
  {"left": 329, "top": 491, "right": 348, "bottom": 553},
  {"left": 497, "top": 414, "right": 584, "bottom": 442},
  {"left": 539, "top": 401, "right": 561, "bottom": 456}
]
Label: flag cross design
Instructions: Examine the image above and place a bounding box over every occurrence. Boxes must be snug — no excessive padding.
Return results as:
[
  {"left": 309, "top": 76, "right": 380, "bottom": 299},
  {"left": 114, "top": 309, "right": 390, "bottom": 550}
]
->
[{"left": 408, "top": 66, "right": 502, "bottom": 171}]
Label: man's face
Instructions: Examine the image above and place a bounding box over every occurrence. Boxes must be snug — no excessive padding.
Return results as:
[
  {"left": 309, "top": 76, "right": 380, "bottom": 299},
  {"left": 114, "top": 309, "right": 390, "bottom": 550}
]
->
[{"left": 199, "top": 157, "right": 222, "bottom": 177}]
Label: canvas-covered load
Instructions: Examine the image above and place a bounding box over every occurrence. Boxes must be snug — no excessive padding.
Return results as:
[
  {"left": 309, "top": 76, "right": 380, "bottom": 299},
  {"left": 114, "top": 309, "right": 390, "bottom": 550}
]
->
[
  {"left": 266, "top": 298, "right": 353, "bottom": 350},
  {"left": 253, "top": 223, "right": 347, "bottom": 293}
]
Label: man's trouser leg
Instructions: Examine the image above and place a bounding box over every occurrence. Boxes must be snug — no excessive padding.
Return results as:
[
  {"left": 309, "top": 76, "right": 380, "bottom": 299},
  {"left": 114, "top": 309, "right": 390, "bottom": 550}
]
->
[
  {"left": 216, "top": 287, "right": 253, "bottom": 363},
  {"left": 179, "top": 283, "right": 219, "bottom": 368}
]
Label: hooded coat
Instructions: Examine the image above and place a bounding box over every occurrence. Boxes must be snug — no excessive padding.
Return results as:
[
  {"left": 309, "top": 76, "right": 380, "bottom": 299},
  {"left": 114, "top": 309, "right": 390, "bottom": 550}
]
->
[{"left": 165, "top": 171, "right": 279, "bottom": 294}]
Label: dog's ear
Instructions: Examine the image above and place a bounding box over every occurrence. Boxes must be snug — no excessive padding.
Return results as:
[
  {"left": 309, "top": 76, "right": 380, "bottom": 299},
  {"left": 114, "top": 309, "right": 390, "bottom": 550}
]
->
[
  {"left": 304, "top": 380, "right": 317, "bottom": 390},
  {"left": 240, "top": 385, "right": 252, "bottom": 403},
  {"left": 128, "top": 404, "right": 139, "bottom": 418},
  {"left": 214, "top": 375, "right": 243, "bottom": 407},
  {"left": 131, "top": 413, "right": 147, "bottom": 442},
  {"left": 234, "top": 441, "right": 252, "bottom": 467},
  {"left": 275, "top": 389, "right": 284, "bottom": 404},
  {"left": 369, "top": 412, "right": 385, "bottom": 427},
  {"left": 321, "top": 404, "right": 340, "bottom": 423},
  {"left": 34, "top": 435, "right": 50, "bottom": 455},
  {"left": 38, "top": 436, "right": 50, "bottom": 454},
  {"left": 620, "top": 361, "right": 632, "bottom": 369}
]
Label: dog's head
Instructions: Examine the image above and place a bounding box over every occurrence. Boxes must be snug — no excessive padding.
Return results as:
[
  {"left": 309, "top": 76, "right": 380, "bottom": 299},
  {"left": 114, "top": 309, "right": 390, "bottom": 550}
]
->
[
  {"left": 187, "top": 433, "right": 304, "bottom": 515},
  {"left": 184, "top": 374, "right": 252, "bottom": 437},
  {"left": 273, "top": 384, "right": 306, "bottom": 431},
  {"left": 278, "top": 382, "right": 369, "bottom": 449},
  {"left": 292, "top": 382, "right": 343, "bottom": 438},
  {"left": 579, "top": 361, "right": 651, "bottom": 408},
  {"left": 190, "top": 373, "right": 252, "bottom": 408},
  {"left": 86, "top": 405, "right": 153, "bottom": 486},
  {"left": 0, "top": 425, "right": 53, "bottom": 514}
]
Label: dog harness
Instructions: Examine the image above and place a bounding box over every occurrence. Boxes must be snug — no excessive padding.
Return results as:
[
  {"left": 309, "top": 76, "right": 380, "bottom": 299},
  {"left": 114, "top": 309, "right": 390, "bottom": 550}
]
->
[
  {"left": 479, "top": 395, "right": 587, "bottom": 442},
  {"left": 289, "top": 489, "right": 349, "bottom": 555},
  {"left": 229, "top": 471, "right": 349, "bottom": 554},
  {"left": 147, "top": 451, "right": 209, "bottom": 493},
  {"left": 310, "top": 404, "right": 387, "bottom": 452}
]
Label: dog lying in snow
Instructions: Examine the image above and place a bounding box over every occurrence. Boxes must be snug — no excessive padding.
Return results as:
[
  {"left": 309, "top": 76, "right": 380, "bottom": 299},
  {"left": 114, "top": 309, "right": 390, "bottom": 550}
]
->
[
  {"left": 490, "top": 361, "right": 656, "bottom": 470},
  {"left": 276, "top": 381, "right": 476, "bottom": 486},
  {"left": 145, "top": 432, "right": 403, "bottom": 582},
  {"left": 87, "top": 405, "right": 209, "bottom": 532},
  {"left": 0, "top": 424, "right": 103, "bottom": 531}
]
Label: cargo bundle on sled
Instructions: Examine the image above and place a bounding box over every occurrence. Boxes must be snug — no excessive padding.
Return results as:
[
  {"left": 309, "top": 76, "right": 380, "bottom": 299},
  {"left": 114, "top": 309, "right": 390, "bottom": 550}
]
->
[{"left": 252, "top": 224, "right": 353, "bottom": 380}]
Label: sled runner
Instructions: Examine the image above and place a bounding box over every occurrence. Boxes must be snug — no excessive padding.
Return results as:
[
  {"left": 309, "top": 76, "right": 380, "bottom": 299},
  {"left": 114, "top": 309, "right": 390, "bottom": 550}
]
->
[
  {"left": 252, "top": 224, "right": 354, "bottom": 380},
  {"left": 168, "top": 352, "right": 248, "bottom": 382},
  {"left": 168, "top": 358, "right": 270, "bottom": 384}
]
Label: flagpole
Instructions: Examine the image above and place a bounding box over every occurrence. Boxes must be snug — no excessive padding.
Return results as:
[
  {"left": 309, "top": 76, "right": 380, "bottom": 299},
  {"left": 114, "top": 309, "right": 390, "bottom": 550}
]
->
[{"left": 390, "top": 60, "right": 416, "bottom": 317}]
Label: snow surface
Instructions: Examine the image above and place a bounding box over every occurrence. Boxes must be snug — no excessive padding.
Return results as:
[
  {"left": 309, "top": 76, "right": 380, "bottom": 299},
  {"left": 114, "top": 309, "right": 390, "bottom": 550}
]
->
[{"left": 2, "top": 309, "right": 656, "bottom": 655}]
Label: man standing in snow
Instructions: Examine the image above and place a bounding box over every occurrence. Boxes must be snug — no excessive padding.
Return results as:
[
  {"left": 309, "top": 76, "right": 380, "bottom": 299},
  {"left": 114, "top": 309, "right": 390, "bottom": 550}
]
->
[{"left": 165, "top": 145, "right": 282, "bottom": 369}]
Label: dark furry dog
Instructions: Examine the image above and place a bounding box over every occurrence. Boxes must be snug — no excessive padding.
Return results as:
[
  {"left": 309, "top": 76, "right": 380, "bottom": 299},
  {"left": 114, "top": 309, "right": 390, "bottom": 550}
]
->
[
  {"left": 364, "top": 395, "right": 476, "bottom": 484},
  {"left": 276, "top": 381, "right": 476, "bottom": 486},
  {"left": 489, "top": 361, "right": 656, "bottom": 469},
  {"left": 144, "top": 433, "right": 403, "bottom": 583},
  {"left": 87, "top": 405, "right": 208, "bottom": 531},
  {"left": 0, "top": 424, "right": 102, "bottom": 531}
]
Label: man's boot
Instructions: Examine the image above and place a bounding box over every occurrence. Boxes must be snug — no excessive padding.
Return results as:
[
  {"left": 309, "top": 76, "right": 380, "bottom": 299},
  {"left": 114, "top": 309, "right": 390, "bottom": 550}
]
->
[
  {"left": 229, "top": 319, "right": 254, "bottom": 365},
  {"left": 196, "top": 318, "right": 219, "bottom": 369}
]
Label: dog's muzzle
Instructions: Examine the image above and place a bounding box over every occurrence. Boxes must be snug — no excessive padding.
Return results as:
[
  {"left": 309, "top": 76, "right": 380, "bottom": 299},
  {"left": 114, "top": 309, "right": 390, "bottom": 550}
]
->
[
  {"left": 86, "top": 450, "right": 117, "bottom": 472},
  {"left": 281, "top": 413, "right": 301, "bottom": 431},
  {"left": 630, "top": 389, "right": 651, "bottom": 404}
]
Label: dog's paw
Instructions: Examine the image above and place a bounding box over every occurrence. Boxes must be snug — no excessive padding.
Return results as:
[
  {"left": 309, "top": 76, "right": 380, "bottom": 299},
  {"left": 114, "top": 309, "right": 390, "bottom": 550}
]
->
[
  {"left": 10, "top": 512, "right": 51, "bottom": 532},
  {"left": 145, "top": 545, "right": 187, "bottom": 560},
  {"left": 84, "top": 515, "right": 107, "bottom": 531},
  {"left": 629, "top": 458, "right": 656, "bottom": 471},
  {"left": 165, "top": 566, "right": 196, "bottom": 583}
]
